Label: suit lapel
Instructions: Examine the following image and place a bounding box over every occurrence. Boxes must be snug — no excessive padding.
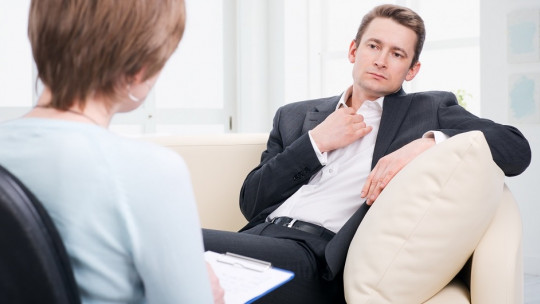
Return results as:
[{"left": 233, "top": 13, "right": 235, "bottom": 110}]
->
[
  {"left": 301, "top": 96, "right": 340, "bottom": 134},
  {"left": 371, "top": 89, "right": 412, "bottom": 168}
]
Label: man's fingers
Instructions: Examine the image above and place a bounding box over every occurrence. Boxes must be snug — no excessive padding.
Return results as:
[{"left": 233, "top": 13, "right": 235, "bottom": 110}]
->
[
  {"left": 366, "top": 182, "right": 376, "bottom": 205},
  {"left": 366, "top": 177, "right": 385, "bottom": 204},
  {"left": 361, "top": 167, "right": 378, "bottom": 199},
  {"left": 369, "top": 183, "right": 384, "bottom": 204},
  {"left": 381, "top": 170, "right": 394, "bottom": 187},
  {"left": 364, "top": 161, "right": 394, "bottom": 205},
  {"left": 361, "top": 178, "right": 372, "bottom": 199},
  {"left": 367, "top": 167, "right": 400, "bottom": 204},
  {"left": 351, "top": 113, "right": 365, "bottom": 123},
  {"left": 365, "top": 166, "right": 384, "bottom": 204},
  {"left": 369, "top": 173, "right": 391, "bottom": 203},
  {"left": 356, "top": 125, "right": 372, "bottom": 137},
  {"left": 339, "top": 107, "right": 357, "bottom": 116}
]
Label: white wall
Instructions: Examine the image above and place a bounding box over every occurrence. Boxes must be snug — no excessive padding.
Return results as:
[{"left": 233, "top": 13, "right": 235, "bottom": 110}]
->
[{"left": 480, "top": 0, "right": 540, "bottom": 275}]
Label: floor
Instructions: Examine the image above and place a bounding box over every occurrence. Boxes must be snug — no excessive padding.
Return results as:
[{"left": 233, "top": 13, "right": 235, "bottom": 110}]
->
[{"left": 525, "top": 274, "right": 540, "bottom": 304}]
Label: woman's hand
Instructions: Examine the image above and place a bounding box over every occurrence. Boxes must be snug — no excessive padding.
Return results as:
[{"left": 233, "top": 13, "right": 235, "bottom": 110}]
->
[{"left": 206, "top": 262, "right": 225, "bottom": 304}]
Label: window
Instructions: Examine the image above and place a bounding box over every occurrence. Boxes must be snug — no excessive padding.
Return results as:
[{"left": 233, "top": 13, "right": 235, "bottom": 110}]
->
[
  {"left": 410, "top": 0, "right": 480, "bottom": 115},
  {"left": 110, "top": 0, "right": 235, "bottom": 136},
  {"left": 0, "top": 1, "right": 33, "bottom": 120},
  {"left": 0, "top": 0, "right": 235, "bottom": 136},
  {"left": 0, "top": 0, "right": 481, "bottom": 134}
]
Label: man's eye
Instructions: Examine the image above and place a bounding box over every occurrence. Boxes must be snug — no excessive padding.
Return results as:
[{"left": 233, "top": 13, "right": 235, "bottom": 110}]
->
[{"left": 393, "top": 52, "right": 403, "bottom": 58}]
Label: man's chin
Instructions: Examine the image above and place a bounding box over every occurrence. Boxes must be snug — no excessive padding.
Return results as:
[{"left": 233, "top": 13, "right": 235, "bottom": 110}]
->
[{"left": 358, "top": 84, "right": 397, "bottom": 99}]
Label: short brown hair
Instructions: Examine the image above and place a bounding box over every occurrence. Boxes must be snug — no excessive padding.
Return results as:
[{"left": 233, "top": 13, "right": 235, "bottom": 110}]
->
[
  {"left": 28, "top": 0, "right": 186, "bottom": 110},
  {"left": 355, "top": 4, "right": 425, "bottom": 67}
]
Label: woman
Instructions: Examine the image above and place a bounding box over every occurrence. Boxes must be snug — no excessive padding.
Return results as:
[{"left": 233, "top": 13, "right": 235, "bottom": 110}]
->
[{"left": 0, "top": 0, "right": 222, "bottom": 303}]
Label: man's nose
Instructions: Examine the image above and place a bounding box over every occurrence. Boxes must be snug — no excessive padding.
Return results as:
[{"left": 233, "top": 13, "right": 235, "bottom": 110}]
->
[{"left": 373, "top": 52, "right": 388, "bottom": 68}]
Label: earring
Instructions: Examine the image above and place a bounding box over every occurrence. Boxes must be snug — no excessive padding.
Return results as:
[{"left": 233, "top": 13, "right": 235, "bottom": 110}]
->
[{"left": 127, "top": 84, "right": 141, "bottom": 102}]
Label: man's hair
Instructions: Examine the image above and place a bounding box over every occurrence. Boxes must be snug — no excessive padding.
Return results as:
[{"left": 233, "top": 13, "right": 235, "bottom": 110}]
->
[
  {"left": 354, "top": 4, "right": 425, "bottom": 68},
  {"left": 28, "top": 0, "right": 186, "bottom": 110}
]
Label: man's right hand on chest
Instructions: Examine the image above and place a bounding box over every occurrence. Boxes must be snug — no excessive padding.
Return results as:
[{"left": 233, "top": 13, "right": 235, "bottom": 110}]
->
[{"left": 310, "top": 107, "right": 373, "bottom": 153}]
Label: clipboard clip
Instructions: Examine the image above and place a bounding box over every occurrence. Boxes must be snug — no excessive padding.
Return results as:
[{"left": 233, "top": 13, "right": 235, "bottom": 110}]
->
[{"left": 217, "top": 252, "right": 272, "bottom": 272}]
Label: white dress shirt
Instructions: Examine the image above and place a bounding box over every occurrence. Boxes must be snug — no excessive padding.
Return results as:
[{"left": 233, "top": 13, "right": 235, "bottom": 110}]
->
[{"left": 269, "top": 86, "right": 447, "bottom": 233}]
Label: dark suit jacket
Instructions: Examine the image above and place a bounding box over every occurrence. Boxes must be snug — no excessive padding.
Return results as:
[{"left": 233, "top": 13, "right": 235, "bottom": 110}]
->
[{"left": 239, "top": 89, "right": 531, "bottom": 280}]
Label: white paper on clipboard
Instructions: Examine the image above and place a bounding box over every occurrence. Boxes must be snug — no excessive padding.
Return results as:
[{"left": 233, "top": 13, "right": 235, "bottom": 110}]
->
[{"left": 204, "top": 251, "right": 295, "bottom": 304}]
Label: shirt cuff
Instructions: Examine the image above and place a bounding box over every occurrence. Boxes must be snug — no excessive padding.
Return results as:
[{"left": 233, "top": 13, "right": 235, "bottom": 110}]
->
[
  {"left": 308, "top": 131, "right": 328, "bottom": 165},
  {"left": 423, "top": 130, "right": 449, "bottom": 144}
]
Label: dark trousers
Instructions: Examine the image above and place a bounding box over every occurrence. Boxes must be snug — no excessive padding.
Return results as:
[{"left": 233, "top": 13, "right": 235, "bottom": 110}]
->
[{"left": 203, "top": 223, "right": 346, "bottom": 304}]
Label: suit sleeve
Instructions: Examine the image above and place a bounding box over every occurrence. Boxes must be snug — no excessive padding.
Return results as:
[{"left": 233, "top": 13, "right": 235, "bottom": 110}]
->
[
  {"left": 239, "top": 107, "right": 324, "bottom": 221},
  {"left": 435, "top": 93, "right": 531, "bottom": 176}
]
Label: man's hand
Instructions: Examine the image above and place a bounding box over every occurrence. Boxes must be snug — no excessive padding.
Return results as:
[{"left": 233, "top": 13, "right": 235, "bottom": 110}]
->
[
  {"left": 206, "top": 262, "right": 225, "bottom": 304},
  {"left": 310, "top": 107, "right": 373, "bottom": 153},
  {"left": 361, "top": 137, "right": 436, "bottom": 205}
]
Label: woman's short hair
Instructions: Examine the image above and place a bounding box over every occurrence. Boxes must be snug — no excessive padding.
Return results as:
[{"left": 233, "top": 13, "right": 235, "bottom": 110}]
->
[
  {"left": 28, "top": 0, "right": 186, "bottom": 110},
  {"left": 355, "top": 4, "right": 425, "bottom": 68}
]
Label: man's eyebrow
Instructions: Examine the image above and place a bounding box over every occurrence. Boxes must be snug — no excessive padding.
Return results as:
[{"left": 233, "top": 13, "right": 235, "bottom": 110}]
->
[
  {"left": 365, "top": 38, "right": 382, "bottom": 45},
  {"left": 391, "top": 46, "right": 409, "bottom": 58},
  {"left": 365, "top": 38, "right": 409, "bottom": 58}
]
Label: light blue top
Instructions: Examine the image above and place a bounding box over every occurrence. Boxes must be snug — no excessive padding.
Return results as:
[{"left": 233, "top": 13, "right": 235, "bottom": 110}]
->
[{"left": 0, "top": 118, "right": 213, "bottom": 304}]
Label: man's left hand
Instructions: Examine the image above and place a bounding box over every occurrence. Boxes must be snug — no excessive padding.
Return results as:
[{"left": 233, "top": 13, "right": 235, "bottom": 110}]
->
[{"left": 361, "top": 137, "right": 435, "bottom": 205}]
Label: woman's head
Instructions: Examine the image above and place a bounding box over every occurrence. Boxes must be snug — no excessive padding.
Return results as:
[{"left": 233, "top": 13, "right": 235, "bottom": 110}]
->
[{"left": 29, "top": 0, "right": 186, "bottom": 110}]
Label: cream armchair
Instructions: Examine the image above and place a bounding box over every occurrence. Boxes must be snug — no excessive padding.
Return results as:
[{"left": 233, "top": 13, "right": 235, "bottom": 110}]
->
[{"left": 143, "top": 133, "right": 523, "bottom": 303}]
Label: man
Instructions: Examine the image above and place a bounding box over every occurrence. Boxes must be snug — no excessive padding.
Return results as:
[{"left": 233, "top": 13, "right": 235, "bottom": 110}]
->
[{"left": 204, "top": 4, "right": 531, "bottom": 303}]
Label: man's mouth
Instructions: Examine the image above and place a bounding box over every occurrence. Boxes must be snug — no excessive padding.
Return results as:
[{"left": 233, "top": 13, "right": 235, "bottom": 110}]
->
[{"left": 367, "top": 72, "right": 387, "bottom": 80}]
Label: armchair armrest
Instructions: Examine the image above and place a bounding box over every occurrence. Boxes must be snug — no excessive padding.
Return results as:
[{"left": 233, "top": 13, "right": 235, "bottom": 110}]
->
[{"left": 470, "top": 184, "right": 523, "bottom": 303}]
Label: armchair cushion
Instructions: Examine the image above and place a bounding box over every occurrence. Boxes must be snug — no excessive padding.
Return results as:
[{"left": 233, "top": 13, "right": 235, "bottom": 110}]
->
[{"left": 343, "top": 131, "right": 505, "bottom": 303}]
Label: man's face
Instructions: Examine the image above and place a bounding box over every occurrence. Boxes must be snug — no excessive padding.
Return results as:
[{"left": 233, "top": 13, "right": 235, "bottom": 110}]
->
[{"left": 349, "top": 17, "right": 421, "bottom": 100}]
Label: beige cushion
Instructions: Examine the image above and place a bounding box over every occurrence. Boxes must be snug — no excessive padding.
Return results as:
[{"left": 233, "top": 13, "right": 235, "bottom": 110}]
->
[{"left": 343, "top": 131, "right": 504, "bottom": 303}]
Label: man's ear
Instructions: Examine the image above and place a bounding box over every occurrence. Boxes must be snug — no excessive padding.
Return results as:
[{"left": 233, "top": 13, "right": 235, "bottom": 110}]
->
[
  {"left": 405, "top": 61, "right": 421, "bottom": 81},
  {"left": 348, "top": 40, "right": 358, "bottom": 63}
]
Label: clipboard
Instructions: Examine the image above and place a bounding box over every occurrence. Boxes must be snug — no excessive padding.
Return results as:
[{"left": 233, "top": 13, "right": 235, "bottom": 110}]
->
[{"left": 204, "top": 251, "right": 295, "bottom": 304}]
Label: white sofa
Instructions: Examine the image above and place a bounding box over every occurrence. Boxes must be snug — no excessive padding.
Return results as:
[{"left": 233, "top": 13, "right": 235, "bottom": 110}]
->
[{"left": 143, "top": 133, "right": 523, "bottom": 303}]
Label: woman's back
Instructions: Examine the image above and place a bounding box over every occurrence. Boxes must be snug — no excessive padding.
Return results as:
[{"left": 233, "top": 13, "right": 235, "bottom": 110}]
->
[{"left": 0, "top": 118, "right": 213, "bottom": 303}]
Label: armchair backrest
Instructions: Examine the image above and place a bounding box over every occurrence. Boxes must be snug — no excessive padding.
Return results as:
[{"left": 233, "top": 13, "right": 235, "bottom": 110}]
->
[
  {"left": 0, "top": 165, "right": 80, "bottom": 303},
  {"left": 142, "top": 133, "right": 268, "bottom": 231}
]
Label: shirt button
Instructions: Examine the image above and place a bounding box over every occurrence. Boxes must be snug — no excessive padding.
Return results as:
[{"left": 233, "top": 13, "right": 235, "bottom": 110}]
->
[{"left": 329, "top": 169, "right": 334, "bottom": 174}]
